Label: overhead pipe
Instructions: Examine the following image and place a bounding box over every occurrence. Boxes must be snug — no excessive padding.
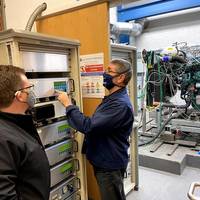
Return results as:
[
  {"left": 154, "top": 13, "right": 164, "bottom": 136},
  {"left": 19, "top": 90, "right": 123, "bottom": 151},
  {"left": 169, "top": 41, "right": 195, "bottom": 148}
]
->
[
  {"left": 110, "top": 18, "right": 148, "bottom": 43},
  {"left": 25, "top": 2, "right": 47, "bottom": 31},
  {"left": 111, "top": 18, "right": 148, "bottom": 37}
]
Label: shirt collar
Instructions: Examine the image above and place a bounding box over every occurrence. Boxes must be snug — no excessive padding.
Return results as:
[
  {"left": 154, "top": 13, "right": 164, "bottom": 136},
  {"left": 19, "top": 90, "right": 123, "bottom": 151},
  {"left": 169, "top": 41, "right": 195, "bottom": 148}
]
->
[
  {"left": 103, "top": 87, "right": 127, "bottom": 101},
  {"left": 0, "top": 112, "right": 35, "bottom": 136}
]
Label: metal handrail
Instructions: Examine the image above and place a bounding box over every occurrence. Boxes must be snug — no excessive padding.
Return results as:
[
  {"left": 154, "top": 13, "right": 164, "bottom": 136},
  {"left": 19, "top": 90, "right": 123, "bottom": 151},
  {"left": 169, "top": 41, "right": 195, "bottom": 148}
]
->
[{"left": 188, "top": 182, "right": 200, "bottom": 200}]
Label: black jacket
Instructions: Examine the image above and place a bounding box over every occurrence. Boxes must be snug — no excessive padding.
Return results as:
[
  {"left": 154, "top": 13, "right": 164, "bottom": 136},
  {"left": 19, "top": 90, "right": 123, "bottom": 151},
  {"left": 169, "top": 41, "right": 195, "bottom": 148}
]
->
[
  {"left": 0, "top": 112, "right": 50, "bottom": 200},
  {"left": 66, "top": 88, "right": 134, "bottom": 170}
]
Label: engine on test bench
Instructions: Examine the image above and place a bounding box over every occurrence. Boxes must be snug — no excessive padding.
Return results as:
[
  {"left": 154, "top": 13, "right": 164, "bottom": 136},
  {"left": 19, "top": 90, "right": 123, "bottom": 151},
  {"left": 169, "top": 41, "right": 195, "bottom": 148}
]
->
[
  {"left": 181, "top": 64, "right": 200, "bottom": 110},
  {"left": 143, "top": 44, "right": 200, "bottom": 111}
]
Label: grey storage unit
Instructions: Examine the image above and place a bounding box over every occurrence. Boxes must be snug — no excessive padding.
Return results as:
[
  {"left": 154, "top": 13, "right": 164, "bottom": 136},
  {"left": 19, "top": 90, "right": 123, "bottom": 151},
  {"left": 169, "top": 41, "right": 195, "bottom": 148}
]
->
[
  {"left": 111, "top": 43, "right": 139, "bottom": 194},
  {"left": 37, "top": 120, "right": 72, "bottom": 146},
  {"left": 46, "top": 139, "right": 75, "bottom": 166},
  {"left": 49, "top": 177, "right": 80, "bottom": 200},
  {"left": 0, "top": 29, "right": 87, "bottom": 200},
  {"left": 50, "top": 159, "right": 78, "bottom": 187}
]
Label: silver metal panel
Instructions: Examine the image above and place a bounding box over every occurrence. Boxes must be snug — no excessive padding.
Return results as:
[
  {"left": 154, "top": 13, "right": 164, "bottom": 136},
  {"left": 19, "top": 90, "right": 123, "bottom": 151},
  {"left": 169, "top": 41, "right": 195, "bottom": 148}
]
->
[
  {"left": 124, "top": 176, "right": 134, "bottom": 195},
  {"left": 111, "top": 43, "right": 136, "bottom": 51},
  {"left": 50, "top": 159, "right": 76, "bottom": 187},
  {"left": 171, "top": 119, "right": 200, "bottom": 128},
  {"left": 38, "top": 121, "right": 72, "bottom": 146},
  {"left": 0, "top": 43, "right": 9, "bottom": 64},
  {"left": 21, "top": 51, "right": 69, "bottom": 72},
  {"left": 31, "top": 78, "right": 69, "bottom": 98},
  {"left": 49, "top": 177, "right": 79, "bottom": 200},
  {"left": 46, "top": 140, "right": 74, "bottom": 166},
  {"left": 19, "top": 44, "right": 71, "bottom": 54},
  {"left": 126, "top": 162, "right": 132, "bottom": 177},
  {"left": 111, "top": 50, "right": 132, "bottom": 97},
  {"left": 111, "top": 51, "right": 132, "bottom": 62},
  {"left": 171, "top": 126, "right": 200, "bottom": 134},
  {"left": 0, "top": 29, "right": 80, "bottom": 47},
  {"left": 66, "top": 192, "right": 80, "bottom": 200},
  {"left": 34, "top": 101, "right": 66, "bottom": 119},
  {"left": 111, "top": 44, "right": 135, "bottom": 66}
]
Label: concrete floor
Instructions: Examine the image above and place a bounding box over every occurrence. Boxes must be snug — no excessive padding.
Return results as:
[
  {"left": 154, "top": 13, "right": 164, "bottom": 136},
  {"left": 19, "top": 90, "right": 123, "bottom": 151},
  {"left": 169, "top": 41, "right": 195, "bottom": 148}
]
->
[
  {"left": 138, "top": 142, "right": 200, "bottom": 175},
  {"left": 126, "top": 166, "right": 200, "bottom": 200}
]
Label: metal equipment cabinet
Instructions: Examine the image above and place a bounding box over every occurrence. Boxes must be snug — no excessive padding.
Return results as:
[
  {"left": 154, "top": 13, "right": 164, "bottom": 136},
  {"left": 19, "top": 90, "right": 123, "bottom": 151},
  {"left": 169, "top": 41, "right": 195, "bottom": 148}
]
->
[
  {"left": 0, "top": 29, "right": 87, "bottom": 200},
  {"left": 111, "top": 43, "right": 139, "bottom": 194}
]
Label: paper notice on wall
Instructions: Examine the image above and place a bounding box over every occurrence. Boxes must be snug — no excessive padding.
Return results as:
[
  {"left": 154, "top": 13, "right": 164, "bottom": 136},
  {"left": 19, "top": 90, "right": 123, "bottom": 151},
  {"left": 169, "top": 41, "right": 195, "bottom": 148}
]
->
[
  {"left": 81, "top": 76, "right": 104, "bottom": 98},
  {"left": 80, "top": 53, "right": 105, "bottom": 98}
]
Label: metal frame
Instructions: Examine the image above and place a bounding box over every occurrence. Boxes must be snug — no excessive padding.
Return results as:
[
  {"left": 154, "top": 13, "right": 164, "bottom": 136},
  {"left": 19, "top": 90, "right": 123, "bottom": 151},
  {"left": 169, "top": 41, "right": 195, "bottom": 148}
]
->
[
  {"left": 0, "top": 0, "right": 6, "bottom": 30},
  {"left": 111, "top": 43, "right": 139, "bottom": 193},
  {"left": 0, "top": 29, "right": 87, "bottom": 200},
  {"left": 117, "top": 0, "right": 200, "bottom": 21}
]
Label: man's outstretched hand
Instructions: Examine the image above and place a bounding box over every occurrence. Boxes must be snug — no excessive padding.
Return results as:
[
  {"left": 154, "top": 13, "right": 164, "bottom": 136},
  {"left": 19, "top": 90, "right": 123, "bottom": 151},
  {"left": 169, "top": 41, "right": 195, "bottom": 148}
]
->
[{"left": 55, "top": 90, "right": 72, "bottom": 107}]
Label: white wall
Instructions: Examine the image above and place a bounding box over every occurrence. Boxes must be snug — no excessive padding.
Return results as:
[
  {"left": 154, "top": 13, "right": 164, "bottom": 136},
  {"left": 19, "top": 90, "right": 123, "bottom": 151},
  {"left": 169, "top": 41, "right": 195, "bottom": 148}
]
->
[
  {"left": 136, "top": 8, "right": 200, "bottom": 52},
  {"left": 135, "top": 8, "right": 200, "bottom": 105},
  {"left": 4, "top": 0, "right": 139, "bottom": 30},
  {"left": 4, "top": 0, "right": 102, "bottom": 30},
  {"left": 109, "top": 7, "right": 117, "bottom": 24}
]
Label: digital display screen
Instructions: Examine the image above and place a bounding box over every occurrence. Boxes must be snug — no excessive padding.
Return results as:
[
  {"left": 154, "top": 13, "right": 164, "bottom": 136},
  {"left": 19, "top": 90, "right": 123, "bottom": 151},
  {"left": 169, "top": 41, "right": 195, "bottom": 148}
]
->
[
  {"left": 58, "top": 124, "right": 71, "bottom": 134},
  {"left": 54, "top": 81, "right": 67, "bottom": 92},
  {"left": 60, "top": 162, "right": 73, "bottom": 174},
  {"left": 58, "top": 142, "right": 72, "bottom": 153}
]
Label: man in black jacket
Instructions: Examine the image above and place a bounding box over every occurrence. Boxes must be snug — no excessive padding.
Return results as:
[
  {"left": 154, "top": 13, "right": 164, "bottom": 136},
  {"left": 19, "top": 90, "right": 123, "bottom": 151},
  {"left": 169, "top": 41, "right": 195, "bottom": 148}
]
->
[
  {"left": 0, "top": 65, "right": 50, "bottom": 200},
  {"left": 57, "top": 59, "right": 134, "bottom": 200}
]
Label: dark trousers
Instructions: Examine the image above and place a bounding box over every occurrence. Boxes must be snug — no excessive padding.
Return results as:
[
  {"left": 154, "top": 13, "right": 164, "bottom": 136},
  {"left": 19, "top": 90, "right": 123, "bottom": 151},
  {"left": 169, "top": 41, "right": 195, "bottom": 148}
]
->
[{"left": 93, "top": 166, "right": 126, "bottom": 200}]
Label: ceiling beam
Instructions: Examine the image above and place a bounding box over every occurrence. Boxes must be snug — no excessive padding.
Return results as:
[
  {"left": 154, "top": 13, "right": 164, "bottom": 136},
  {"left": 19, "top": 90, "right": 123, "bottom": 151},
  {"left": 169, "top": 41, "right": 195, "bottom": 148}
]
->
[{"left": 118, "top": 0, "right": 200, "bottom": 21}]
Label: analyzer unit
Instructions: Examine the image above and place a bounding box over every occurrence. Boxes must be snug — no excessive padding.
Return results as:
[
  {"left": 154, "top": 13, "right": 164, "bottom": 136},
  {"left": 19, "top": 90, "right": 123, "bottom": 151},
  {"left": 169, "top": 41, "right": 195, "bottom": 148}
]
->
[
  {"left": 111, "top": 43, "right": 139, "bottom": 193},
  {"left": 0, "top": 29, "right": 87, "bottom": 200}
]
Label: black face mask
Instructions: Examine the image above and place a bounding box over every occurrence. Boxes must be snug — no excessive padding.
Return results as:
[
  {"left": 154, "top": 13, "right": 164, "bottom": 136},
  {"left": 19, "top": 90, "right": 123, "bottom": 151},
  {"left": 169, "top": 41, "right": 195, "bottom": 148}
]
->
[
  {"left": 103, "top": 72, "right": 119, "bottom": 90},
  {"left": 103, "top": 68, "right": 131, "bottom": 90}
]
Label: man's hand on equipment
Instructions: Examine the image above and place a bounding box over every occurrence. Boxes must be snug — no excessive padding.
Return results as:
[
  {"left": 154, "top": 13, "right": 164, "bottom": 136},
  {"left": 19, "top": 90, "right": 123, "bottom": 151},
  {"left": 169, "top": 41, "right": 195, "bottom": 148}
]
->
[{"left": 55, "top": 90, "right": 72, "bottom": 107}]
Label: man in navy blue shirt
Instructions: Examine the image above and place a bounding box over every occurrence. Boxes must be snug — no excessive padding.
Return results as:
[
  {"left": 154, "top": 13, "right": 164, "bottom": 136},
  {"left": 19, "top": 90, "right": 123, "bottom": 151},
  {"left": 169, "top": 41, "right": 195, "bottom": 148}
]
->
[{"left": 57, "top": 59, "right": 134, "bottom": 200}]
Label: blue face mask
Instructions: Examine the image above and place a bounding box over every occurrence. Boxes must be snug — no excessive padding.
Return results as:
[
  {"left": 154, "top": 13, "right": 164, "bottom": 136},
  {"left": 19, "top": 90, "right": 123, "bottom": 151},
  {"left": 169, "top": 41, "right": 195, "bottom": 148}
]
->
[{"left": 103, "top": 72, "right": 118, "bottom": 90}]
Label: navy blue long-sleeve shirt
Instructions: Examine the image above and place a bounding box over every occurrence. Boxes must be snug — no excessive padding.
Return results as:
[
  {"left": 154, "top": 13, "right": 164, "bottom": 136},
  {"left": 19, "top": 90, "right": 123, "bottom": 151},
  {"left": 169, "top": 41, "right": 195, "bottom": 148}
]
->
[{"left": 66, "top": 88, "right": 134, "bottom": 169}]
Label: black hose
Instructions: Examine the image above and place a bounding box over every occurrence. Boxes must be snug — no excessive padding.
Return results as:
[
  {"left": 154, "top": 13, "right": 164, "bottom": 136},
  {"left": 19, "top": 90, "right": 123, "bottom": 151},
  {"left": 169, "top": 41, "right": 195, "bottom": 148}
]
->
[
  {"left": 162, "top": 102, "right": 190, "bottom": 109},
  {"left": 171, "top": 55, "right": 186, "bottom": 63},
  {"left": 139, "top": 112, "right": 183, "bottom": 146}
]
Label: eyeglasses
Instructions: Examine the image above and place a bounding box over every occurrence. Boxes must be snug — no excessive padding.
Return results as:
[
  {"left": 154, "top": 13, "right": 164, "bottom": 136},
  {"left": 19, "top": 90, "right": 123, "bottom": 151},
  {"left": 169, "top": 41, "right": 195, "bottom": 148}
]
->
[
  {"left": 104, "top": 69, "right": 120, "bottom": 74},
  {"left": 17, "top": 84, "right": 34, "bottom": 93}
]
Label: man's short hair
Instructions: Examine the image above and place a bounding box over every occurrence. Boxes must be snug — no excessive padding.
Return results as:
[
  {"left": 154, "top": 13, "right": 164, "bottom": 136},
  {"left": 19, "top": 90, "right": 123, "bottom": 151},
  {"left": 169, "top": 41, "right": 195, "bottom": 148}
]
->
[
  {"left": 0, "top": 65, "right": 25, "bottom": 109},
  {"left": 111, "top": 59, "right": 132, "bottom": 85}
]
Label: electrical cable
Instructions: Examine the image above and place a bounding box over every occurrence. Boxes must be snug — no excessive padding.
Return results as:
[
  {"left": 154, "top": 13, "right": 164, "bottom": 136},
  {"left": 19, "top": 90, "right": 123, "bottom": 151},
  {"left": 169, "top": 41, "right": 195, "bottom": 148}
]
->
[
  {"left": 139, "top": 112, "right": 183, "bottom": 146},
  {"left": 138, "top": 44, "right": 200, "bottom": 146}
]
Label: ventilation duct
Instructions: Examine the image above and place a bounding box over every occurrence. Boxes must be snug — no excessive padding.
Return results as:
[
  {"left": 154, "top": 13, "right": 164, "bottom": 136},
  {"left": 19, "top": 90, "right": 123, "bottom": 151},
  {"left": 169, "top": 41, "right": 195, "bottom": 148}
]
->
[
  {"left": 110, "top": 19, "right": 148, "bottom": 43},
  {"left": 25, "top": 2, "right": 47, "bottom": 31}
]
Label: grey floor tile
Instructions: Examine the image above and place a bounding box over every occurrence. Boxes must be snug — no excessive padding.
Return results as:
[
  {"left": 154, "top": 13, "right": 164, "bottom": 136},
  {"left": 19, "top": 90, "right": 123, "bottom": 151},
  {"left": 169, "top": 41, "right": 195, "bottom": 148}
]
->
[{"left": 126, "top": 166, "right": 200, "bottom": 200}]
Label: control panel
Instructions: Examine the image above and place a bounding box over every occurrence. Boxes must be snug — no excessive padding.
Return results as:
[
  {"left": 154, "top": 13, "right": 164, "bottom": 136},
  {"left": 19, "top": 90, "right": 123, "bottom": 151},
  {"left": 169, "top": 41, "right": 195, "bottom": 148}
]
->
[{"left": 0, "top": 29, "right": 87, "bottom": 200}]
